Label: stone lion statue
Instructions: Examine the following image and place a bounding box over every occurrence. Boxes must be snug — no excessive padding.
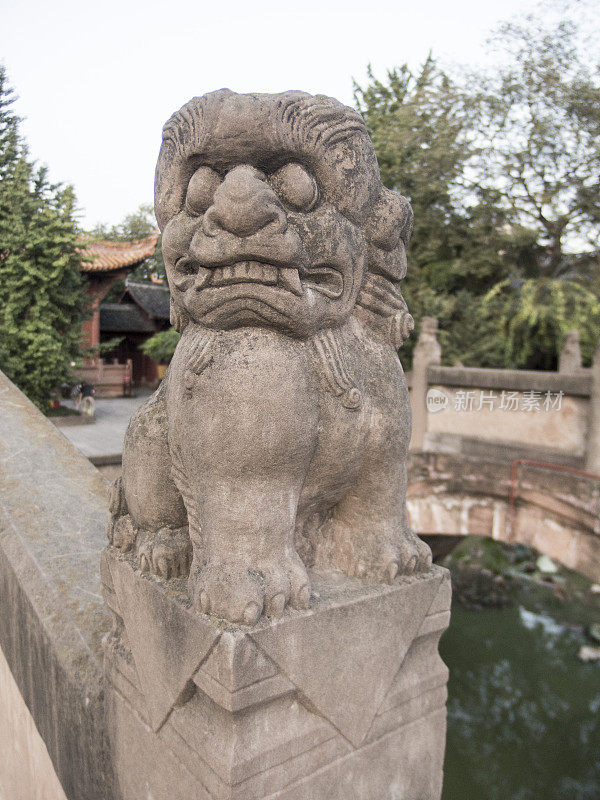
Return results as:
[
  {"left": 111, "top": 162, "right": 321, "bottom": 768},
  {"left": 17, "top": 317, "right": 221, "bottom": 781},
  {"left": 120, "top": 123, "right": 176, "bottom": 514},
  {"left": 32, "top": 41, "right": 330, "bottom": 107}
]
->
[{"left": 107, "top": 89, "right": 431, "bottom": 625}]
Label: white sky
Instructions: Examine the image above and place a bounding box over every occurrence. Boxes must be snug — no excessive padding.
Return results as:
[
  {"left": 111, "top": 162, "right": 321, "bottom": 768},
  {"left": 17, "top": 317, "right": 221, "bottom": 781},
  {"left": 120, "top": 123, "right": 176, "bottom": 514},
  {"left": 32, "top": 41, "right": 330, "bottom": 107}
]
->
[{"left": 2, "top": 0, "right": 537, "bottom": 229}]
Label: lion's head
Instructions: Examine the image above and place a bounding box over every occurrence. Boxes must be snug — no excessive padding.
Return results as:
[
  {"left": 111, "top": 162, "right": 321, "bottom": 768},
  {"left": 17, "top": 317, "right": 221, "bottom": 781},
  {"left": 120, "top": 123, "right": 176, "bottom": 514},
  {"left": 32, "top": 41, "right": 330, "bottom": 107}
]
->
[{"left": 155, "top": 90, "right": 413, "bottom": 339}]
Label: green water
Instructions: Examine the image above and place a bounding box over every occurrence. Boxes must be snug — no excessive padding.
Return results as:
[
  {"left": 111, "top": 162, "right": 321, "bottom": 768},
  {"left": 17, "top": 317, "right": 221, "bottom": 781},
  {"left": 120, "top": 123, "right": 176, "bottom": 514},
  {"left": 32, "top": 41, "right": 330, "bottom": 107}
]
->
[{"left": 439, "top": 544, "right": 600, "bottom": 799}]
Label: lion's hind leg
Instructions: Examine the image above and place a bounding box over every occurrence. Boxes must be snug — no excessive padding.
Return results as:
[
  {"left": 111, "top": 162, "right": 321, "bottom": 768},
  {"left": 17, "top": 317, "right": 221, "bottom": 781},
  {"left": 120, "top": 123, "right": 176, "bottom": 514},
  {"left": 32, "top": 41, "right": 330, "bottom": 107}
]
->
[
  {"left": 313, "top": 460, "right": 431, "bottom": 583},
  {"left": 107, "top": 383, "right": 191, "bottom": 578}
]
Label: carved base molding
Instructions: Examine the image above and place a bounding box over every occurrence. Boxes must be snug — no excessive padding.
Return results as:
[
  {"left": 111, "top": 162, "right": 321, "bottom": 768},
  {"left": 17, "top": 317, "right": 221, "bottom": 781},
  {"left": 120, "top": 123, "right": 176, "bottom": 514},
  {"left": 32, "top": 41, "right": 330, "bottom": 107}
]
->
[{"left": 101, "top": 549, "right": 450, "bottom": 800}]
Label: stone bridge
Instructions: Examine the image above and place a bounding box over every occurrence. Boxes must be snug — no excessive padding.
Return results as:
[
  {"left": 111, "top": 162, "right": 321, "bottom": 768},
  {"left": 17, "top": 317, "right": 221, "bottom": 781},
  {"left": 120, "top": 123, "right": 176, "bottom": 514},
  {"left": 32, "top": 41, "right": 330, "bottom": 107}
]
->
[{"left": 407, "top": 452, "right": 600, "bottom": 581}]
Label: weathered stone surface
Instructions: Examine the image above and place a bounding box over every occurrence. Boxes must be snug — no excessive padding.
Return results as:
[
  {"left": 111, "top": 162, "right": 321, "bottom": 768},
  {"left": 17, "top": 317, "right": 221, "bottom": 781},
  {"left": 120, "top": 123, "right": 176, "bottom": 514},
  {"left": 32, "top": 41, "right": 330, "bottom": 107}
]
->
[
  {"left": 108, "top": 554, "right": 221, "bottom": 730},
  {"left": 0, "top": 646, "right": 68, "bottom": 800},
  {"left": 106, "top": 89, "right": 431, "bottom": 627},
  {"left": 102, "top": 546, "right": 449, "bottom": 799},
  {"left": 0, "top": 370, "right": 112, "bottom": 800},
  {"left": 251, "top": 568, "right": 443, "bottom": 747}
]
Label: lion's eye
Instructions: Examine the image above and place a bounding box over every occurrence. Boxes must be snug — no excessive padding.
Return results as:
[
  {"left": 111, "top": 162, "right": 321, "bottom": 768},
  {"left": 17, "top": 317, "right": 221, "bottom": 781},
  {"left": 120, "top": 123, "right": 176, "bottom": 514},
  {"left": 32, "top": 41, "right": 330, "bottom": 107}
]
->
[
  {"left": 270, "top": 163, "right": 318, "bottom": 211},
  {"left": 186, "top": 167, "right": 221, "bottom": 215}
]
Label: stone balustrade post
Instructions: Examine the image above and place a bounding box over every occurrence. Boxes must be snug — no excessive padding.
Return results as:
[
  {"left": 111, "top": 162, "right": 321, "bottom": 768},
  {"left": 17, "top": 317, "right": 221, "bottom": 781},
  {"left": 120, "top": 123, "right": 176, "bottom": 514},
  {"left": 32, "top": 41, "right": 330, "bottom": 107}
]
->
[
  {"left": 101, "top": 90, "right": 450, "bottom": 800},
  {"left": 586, "top": 342, "right": 600, "bottom": 474},
  {"left": 410, "top": 317, "right": 442, "bottom": 451},
  {"left": 559, "top": 329, "right": 583, "bottom": 374},
  {"left": 102, "top": 551, "right": 451, "bottom": 800}
]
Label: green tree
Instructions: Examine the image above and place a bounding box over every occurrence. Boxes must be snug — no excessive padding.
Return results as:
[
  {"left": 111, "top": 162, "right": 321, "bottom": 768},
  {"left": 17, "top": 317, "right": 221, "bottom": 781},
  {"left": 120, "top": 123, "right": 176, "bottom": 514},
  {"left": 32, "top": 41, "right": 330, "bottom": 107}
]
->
[
  {"left": 354, "top": 59, "right": 514, "bottom": 367},
  {"left": 356, "top": 5, "right": 600, "bottom": 370},
  {"left": 141, "top": 328, "right": 180, "bottom": 364},
  {"left": 0, "top": 66, "right": 87, "bottom": 412},
  {"left": 355, "top": 58, "right": 472, "bottom": 280},
  {"left": 482, "top": 278, "right": 600, "bottom": 370},
  {"left": 465, "top": 8, "right": 600, "bottom": 368},
  {"left": 472, "top": 13, "right": 600, "bottom": 279},
  {"left": 0, "top": 67, "right": 19, "bottom": 180}
]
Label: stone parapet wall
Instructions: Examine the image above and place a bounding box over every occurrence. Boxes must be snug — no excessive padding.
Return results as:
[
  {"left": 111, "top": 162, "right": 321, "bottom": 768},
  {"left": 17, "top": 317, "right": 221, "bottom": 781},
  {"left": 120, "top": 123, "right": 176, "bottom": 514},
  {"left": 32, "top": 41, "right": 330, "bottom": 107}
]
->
[
  {"left": 0, "top": 370, "right": 113, "bottom": 800},
  {"left": 0, "top": 646, "right": 68, "bottom": 800},
  {"left": 407, "top": 335, "right": 599, "bottom": 470},
  {"left": 426, "top": 365, "right": 592, "bottom": 395},
  {"left": 425, "top": 381, "right": 588, "bottom": 459}
]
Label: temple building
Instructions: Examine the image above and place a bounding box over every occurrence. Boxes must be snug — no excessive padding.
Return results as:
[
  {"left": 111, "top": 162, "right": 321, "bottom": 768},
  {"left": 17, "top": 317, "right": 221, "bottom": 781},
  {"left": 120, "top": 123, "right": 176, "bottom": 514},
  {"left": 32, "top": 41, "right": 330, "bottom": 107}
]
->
[
  {"left": 76, "top": 234, "right": 170, "bottom": 395},
  {"left": 79, "top": 234, "right": 159, "bottom": 350},
  {"left": 100, "top": 278, "right": 170, "bottom": 385}
]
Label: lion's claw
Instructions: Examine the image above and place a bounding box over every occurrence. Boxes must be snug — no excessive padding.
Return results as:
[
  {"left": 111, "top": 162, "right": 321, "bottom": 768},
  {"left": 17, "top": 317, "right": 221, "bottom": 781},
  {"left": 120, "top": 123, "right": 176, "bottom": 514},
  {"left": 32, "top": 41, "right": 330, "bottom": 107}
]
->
[
  {"left": 136, "top": 528, "right": 192, "bottom": 579},
  {"left": 316, "top": 519, "right": 432, "bottom": 582},
  {"left": 109, "top": 514, "right": 137, "bottom": 553},
  {"left": 191, "top": 553, "right": 310, "bottom": 624},
  {"left": 386, "top": 561, "right": 399, "bottom": 583}
]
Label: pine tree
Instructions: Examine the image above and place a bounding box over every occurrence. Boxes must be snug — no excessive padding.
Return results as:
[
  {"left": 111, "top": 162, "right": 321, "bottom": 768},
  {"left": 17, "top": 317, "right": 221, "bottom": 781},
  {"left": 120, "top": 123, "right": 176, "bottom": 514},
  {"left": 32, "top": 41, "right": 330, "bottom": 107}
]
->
[{"left": 0, "top": 66, "right": 87, "bottom": 412}]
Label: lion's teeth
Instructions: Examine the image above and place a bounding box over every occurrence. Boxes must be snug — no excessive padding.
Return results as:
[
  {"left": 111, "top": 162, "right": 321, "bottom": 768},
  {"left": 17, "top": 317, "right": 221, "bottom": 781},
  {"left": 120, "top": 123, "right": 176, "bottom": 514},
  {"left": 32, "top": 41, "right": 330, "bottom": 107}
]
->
[
  {"left": 222, "top": 265, "right": 237, "bottom": 283},
  {"left": 233, "top": 262, "right": 251, "bottom": 280},
  {"left": 195, "top": 267, "right": 211, "bottom": 288},
  {"left": 278, "top": 268, "right": 303, "bottom": 296},
  {"left": 207, "top": 263, "right": 301, "bottom": 291},
  {"left": 248, "top": 261, "right": 278, "bottom": 284}
]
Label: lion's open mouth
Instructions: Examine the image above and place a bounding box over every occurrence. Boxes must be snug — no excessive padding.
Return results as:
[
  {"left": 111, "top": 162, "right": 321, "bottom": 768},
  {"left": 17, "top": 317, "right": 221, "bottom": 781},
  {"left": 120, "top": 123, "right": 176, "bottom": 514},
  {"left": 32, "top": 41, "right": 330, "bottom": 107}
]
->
[{"left": 191, "top": 260, "right": 344, "bottom": 299}]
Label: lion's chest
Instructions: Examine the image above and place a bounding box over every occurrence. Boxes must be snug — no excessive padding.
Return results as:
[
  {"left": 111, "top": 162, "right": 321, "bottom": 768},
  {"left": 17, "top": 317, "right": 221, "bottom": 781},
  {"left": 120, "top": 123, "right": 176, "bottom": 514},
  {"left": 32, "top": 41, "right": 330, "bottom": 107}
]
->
[{"left": 165, "top": 322, "right": 409, "bottom": 504}]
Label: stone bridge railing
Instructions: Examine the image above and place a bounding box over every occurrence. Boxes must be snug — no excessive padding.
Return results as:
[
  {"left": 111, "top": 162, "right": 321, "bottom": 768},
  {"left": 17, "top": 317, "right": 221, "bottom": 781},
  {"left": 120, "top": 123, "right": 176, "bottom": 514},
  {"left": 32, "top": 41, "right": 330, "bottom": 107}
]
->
[
  {"left": 2, "top": 360, "right": 598, "bottom": 800},
  {"left": 0, "top": 372, "right": 110, "bottom": 799},
  {"left": 407, "top": 452, "right": 600, "bottom": 581},
  {"left": 408, "top": 319, "right": 600, "bottom": 473}
]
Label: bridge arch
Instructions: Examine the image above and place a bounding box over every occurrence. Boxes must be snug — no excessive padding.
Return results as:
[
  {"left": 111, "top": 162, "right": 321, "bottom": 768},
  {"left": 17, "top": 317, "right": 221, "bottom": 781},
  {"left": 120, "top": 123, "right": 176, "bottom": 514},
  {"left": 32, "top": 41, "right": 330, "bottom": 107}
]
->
[{"left": 407, "top": 453, "right": 600, "bottom": 582}]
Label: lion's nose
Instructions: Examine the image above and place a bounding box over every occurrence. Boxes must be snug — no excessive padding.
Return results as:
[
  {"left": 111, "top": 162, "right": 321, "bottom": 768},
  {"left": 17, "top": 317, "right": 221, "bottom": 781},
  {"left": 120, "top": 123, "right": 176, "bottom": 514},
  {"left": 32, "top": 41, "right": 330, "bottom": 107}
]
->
[{"left": 202, "top": 165, "right": 287, "bottom": 238}]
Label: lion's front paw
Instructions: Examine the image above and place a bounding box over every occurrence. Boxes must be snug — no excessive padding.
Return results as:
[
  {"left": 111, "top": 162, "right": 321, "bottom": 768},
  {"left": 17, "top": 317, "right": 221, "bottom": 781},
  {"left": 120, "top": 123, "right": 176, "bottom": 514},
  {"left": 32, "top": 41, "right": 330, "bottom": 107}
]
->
[
  {"left": 191, "top": 553, "right": 310, "bottom": 625},
  {"left": 136, "top": 528, "right": 192, "bottom": 579},
  {"left": 315, "top": 520, "right": 432, "bottom": 583}
]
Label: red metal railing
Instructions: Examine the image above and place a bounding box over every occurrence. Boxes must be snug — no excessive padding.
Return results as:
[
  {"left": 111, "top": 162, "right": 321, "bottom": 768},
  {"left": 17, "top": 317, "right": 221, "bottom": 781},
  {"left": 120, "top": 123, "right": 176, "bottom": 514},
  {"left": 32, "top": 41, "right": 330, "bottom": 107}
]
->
[{"left": 507, "top": 458, "right": 600, "bottom": 541}]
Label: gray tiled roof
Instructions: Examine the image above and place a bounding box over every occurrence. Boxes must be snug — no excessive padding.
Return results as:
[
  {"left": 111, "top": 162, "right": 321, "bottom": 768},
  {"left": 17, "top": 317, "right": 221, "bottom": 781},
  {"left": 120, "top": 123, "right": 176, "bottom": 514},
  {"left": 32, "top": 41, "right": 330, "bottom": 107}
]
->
[
  {"left": 99, "top": 303, "right": 155, "bottom": 333},
  {"left": 125, "top": 280, "right": 170, "bottom": 320},
  {"left": 79, "top": 234, "right": 158, "bottom": 272}
]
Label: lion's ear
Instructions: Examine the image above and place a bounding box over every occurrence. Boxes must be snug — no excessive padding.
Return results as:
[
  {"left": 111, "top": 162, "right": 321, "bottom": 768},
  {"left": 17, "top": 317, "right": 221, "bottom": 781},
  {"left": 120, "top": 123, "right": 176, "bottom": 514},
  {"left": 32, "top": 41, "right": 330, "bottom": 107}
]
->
[
  {"left": 355, "top": 272, "right": 414, "bottom": 349},
  {"left": 363, "top": 188, "right": 413, "bottom": 281},
  {"left": 356, "top": 188, "right": 414, "bottom": 346},
  {"left": 363, "top": 188, "right": 413, "bottom": 250},
  {"left": 366, "top": 241, "right": 407, "bottom": 281}
]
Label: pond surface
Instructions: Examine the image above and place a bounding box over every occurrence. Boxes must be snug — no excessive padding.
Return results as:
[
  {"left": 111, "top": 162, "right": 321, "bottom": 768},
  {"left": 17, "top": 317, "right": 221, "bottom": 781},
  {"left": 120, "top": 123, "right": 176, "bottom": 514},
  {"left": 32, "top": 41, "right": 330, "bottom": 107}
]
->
[{"left": 439, "top": 541, "right": 600, "bottom": 800}]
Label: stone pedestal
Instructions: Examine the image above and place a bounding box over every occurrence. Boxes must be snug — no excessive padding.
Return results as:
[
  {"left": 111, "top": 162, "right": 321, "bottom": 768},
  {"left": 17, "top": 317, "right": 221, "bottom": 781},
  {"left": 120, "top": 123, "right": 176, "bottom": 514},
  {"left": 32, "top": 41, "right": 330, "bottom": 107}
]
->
[{"left": 101, "top": 549, "right": 450, "bottom": 800}]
